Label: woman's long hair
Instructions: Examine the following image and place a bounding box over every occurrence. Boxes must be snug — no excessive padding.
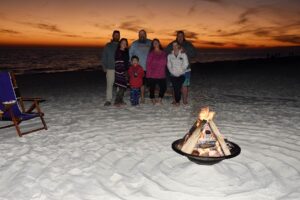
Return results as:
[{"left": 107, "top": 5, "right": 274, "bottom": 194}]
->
[
  {"left": 149, "top": 38, "right": 163, "bottom": 53},
  {"left": 117, "top": 38, "right": 129, "bottom": 50},
  {"left": 115, "top": 38, "right": 129, "bottom": 61}
]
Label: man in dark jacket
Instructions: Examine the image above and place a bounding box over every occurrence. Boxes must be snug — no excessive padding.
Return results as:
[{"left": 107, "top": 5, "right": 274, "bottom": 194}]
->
[{"left": 102, "top": 30, "right": 120, "bottom": 106}]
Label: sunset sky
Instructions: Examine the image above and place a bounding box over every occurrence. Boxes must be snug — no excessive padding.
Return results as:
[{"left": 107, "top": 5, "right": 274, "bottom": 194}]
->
[{"left": 0, "top": 0, "right": 300, "bottom": 48}]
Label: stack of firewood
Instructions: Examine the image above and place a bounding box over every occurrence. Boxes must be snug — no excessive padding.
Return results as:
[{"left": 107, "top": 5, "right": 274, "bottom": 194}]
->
[{"left": 181, "top": 107, "right": 231, "bottom": 157}]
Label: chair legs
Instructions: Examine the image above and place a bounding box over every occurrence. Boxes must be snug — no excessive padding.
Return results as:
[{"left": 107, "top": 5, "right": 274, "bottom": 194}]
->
[
  {"left": 0, "top": 109, "right": 48, "bottom": 137},
  {"left": 14, "top": 118, "right": 47, "bottom": 137},
  {"left": 12, "top": 117, "right": 22, "bottom": 137},
  {"left": 19, "top": 100, "right": 48, "bottom": 136},
  {"left": 35, "top": 101, "right": 48, "bottom": 131},
  {"left": 7, "top": 108, "right": 22, "bottom": 137}
]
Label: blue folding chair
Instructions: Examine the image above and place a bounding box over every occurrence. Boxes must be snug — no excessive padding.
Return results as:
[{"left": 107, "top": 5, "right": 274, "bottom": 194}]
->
[{"left": 0, "top": 72, "right": 47, "bottom": 137}]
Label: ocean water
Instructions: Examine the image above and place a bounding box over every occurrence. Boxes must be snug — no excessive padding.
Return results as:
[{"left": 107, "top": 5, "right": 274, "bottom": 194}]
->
[
  {"left": 0, "top": 46, "right": 299, "bottom": 74},
  {"left": 0, "top": 46, "right": 101, "bottom": 74}
]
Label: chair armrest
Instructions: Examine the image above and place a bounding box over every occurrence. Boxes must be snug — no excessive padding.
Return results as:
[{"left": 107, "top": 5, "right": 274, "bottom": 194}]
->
[
  {"left": 22, "top": 97, "right": 46, "bottom": 103},
  {"left": 2, "top": 100, "right": 17, "bottom": 107},
  {"left": 1, "top": 100, "right": 17, "bottom": 113},
  {"left": 20, "top": 98, "right": 45, "bottom": 114}
]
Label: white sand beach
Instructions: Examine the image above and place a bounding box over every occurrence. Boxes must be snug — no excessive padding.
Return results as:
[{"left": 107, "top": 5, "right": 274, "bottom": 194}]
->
[{"left": 0, "top": 71, "right": 300, "bottom": 200}]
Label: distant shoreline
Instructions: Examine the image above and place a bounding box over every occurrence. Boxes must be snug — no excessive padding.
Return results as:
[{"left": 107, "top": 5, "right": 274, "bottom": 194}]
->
[
  {"left": 192, "top": 55, "right": 300, "bottom": 74},
  {"left": 8, "top": 55, "right": 299, "bottom": 77}
]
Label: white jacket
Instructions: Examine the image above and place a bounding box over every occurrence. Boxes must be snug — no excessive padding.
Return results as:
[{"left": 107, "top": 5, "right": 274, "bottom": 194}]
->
[{"left": 167, "top": 51, "right": 189, "bottom": 77}]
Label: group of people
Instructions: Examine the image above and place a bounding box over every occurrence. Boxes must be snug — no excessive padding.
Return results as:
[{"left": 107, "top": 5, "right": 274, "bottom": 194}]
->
[{"left": 101, "top": 29, "right": 196, "bottom": 107}]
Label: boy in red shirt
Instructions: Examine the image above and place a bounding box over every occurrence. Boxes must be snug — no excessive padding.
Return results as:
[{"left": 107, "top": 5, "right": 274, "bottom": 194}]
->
[{"left": 128, "top": 56, "right": 145, "bottom": 106}]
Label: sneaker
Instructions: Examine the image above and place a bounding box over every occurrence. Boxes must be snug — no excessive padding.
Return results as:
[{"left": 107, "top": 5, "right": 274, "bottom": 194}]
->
[{"left": 104, "top": 101, "right": 111, "bottom": 106}]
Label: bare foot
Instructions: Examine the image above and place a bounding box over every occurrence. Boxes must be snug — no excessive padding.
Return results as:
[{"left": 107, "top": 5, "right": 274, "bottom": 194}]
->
[
  {"left": 114, "top": 103, "right": 121, "bottom": 107},
  {"left": 156, "top": 98, "right": 162, "bottom": 105},
  {"left": 151, "top": 99, "right": 156, "bottom": 105}
]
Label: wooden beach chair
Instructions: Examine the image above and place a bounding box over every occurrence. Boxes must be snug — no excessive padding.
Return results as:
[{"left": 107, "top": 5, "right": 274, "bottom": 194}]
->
[{"left": 0, "top": 72, "right": 47, "bottom": 137}]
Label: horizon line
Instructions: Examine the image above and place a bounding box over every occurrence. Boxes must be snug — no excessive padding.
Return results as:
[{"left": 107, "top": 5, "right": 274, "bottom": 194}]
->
[{"left": 1, "top": 43, "right": 300, "bottom": 50}]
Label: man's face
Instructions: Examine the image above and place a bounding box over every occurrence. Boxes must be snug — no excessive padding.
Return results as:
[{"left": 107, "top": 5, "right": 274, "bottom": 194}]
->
[
  {"left": 177, "top": 33, "right": 184, "bottom": 44},
  {"left": 112, "top": 32, "right": 120, "bottom": 42},
  {"left": 138, "top": 31, "right": 146, "bottom": 41}
]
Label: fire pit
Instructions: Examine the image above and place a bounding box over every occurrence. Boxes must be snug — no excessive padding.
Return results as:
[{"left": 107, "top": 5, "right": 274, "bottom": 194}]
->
[
  {"left": 172, "top": 139, "right": 241, "bottom": 165},
  {"left": 171, "top": 107, "right": 241, "bottom": 165}
]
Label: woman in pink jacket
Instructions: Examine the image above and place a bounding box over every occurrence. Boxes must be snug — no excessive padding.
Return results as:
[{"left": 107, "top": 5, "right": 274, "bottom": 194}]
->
[{"left": 146, "top": 39, "right": 167, "bottom": 105}]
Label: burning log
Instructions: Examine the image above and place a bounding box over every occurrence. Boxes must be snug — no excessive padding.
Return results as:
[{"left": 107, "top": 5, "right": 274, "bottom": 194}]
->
[
  {"left": 181, "top": 107, "right": 213, "bottom": 154},
  {"left": 181, "top": 124, "right": 202, "bottom": 154},
  {"left": 209, "top": 120, "right": 231, "bottom": 156},
  {"left": 181, "top": 107, "right": 231, "bottom": 156}
]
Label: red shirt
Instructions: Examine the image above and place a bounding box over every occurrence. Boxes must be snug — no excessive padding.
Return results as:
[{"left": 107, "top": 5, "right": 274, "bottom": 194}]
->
[{"left": 128, "top": 64, "right": 145, "bottom": 88}]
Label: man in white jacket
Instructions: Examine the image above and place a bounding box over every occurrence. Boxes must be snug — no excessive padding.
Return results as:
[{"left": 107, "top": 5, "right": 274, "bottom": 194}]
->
[{"left": 167, "top": 41, "right": 189, "bottom": 106}]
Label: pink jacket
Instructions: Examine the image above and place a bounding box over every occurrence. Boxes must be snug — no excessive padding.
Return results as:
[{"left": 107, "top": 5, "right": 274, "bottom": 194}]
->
[{"left": 146, "top": 51, "right": 167, "bottom": 79}]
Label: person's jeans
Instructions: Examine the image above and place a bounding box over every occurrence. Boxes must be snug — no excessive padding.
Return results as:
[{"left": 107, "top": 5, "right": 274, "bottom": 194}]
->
[
  {"left": 130, "top": 88, "right": 141, "bottom": 106},
  {"left": 147, "top": 78, "right": 167, "bottom": 99},
  {"left": 114, "top": 87, "right": 126, "bottom": 104},
  {"left": 170, "top": 75, "right": 185, "bottom": 103}
]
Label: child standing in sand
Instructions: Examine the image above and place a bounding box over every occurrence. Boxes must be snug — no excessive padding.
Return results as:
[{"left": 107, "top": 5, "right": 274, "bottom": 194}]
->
[{"left": 128, "top": 56, "right": 144, "bottom": 106}]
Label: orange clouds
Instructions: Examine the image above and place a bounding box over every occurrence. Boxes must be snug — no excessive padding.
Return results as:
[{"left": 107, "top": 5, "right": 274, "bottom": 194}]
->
[{"left": 0, "top": 0, "right": 300, "bottom": 48}]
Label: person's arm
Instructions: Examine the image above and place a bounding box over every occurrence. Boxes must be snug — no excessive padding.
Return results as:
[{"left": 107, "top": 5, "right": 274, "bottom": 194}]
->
[
  {"left": 162, "top": 52, "right": 167, "bottom": 68},
  {"left": 129, "top": 42, "right": 135, "bottom": 60},
  {"left": 139, "top": 67, "right": 145, "bottom": 78},
  {"left": 101, "top": 46, "right": 108, "bottom": 72},
  {"left": 165, "top": 43, "right": 173, "bottom": 54},
  {"left": 124, "top": 50, "right": 130, "bottom": 71},
  {"left": 186, "top": 42, "right": 197, "bottom": 60},
  {"left": 146, "top": 52, "right": 152, "bottom": 73},
  {"left": 128, "top": 67, "right": 132, "bottom": 77},
  {"left": 182, "top": 53, "right": 189, "bottom": 71},
  {"left": 167, "top": 54, "right": 173, "bottom": 75}
]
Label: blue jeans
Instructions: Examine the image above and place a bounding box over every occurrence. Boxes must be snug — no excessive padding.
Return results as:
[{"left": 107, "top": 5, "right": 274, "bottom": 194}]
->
[{"left": 130, "top": 88, "right": 141, "bottom": 106}]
